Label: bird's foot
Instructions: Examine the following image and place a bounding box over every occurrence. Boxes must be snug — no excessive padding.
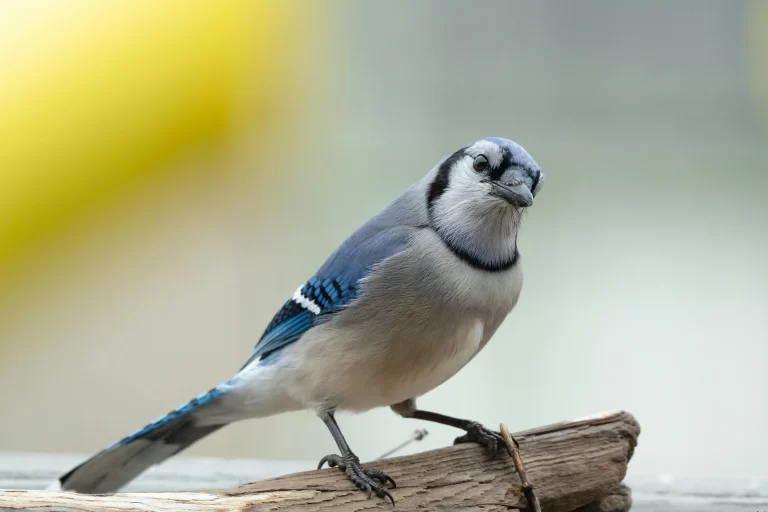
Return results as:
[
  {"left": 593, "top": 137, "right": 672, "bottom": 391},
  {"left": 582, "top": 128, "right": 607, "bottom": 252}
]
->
[
  {"left": 453, "top": 421, "right": 512, "bottom": 457},
  {"left": 318, "top": 453, "right": 396, "bottom": 505}
]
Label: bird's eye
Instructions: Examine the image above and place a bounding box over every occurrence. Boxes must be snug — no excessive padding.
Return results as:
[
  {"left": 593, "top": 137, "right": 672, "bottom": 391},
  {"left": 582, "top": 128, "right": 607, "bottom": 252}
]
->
[{"left": 473, "top": 155, "right": 489, "bottom": 172}]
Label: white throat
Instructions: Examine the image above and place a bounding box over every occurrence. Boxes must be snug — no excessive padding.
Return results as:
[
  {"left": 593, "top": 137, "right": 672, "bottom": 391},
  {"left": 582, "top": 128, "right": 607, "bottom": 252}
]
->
[{"left": 430, "top": 186, "right": 521, "bottom": 270}]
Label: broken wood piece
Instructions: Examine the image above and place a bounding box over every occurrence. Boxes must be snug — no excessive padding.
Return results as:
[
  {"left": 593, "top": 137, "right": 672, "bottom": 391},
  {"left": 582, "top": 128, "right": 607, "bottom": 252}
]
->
[{"left": 0, "top": 410, "right": 640, "bottom": 512}]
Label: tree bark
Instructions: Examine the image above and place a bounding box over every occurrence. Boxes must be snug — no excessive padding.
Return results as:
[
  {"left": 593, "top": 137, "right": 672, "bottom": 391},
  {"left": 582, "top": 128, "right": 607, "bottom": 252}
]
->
[{"left": 0, "top": 410, "right": 640, "bottom": 512}]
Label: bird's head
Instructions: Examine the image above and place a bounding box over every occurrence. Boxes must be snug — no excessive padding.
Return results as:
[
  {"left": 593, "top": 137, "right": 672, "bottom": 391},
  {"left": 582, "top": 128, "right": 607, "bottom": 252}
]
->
[
  {"left": 427, "top": 137, "right": 543, "bottom": 213},
  {"left": 425, "top": 137, "right": 543, "bottom": 269}
]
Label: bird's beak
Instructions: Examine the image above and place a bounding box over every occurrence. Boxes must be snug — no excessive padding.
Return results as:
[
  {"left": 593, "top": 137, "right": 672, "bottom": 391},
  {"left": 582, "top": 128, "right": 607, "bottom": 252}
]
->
[{"left": 490, "top": 182, "right": 534, "bottom": 207}]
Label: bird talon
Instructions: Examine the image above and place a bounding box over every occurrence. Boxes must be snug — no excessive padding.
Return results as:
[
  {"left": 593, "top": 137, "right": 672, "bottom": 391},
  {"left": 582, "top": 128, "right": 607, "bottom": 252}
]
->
[
  {"left": 318, "top": 454, "right": 345, "bottom": 470},
  {"left": 377, "top": 487, "right": 395, "bottom": 505},
  {"left": 453, "top": 433, "right": 470, "bottom": 445},
  {"left": 454, "top": 421, "right": 507, "bottom": 457},
  {"left": 319, "top": 453, "right": 396, "bottom": 504},
  {"left": 365, "top": 468, "right": 397, "bottom": 488}
]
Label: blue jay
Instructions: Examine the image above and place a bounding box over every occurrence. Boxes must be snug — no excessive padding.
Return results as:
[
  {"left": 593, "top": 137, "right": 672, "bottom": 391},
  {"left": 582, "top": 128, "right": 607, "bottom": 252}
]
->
[{"left": 52, "top": 137, "right": 543, "bottom": 504}]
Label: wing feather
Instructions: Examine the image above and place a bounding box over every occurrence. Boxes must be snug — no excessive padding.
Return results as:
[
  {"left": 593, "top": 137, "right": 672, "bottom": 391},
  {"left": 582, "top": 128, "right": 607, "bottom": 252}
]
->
[{"left": 241, "top": 183, "right": 429, "bottom": 368}]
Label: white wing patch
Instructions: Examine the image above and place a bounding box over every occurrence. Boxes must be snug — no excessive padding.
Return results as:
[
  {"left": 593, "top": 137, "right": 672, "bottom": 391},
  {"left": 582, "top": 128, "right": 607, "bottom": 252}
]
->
[{"left": 291, "top": 286, "right": 321, "bottom": 315}]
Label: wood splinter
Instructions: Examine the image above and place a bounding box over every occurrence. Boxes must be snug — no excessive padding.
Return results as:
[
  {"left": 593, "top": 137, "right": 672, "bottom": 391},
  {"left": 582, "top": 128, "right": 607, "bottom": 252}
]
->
[{"left": 501, "top": 423, "right": 543, "bottom": 512}]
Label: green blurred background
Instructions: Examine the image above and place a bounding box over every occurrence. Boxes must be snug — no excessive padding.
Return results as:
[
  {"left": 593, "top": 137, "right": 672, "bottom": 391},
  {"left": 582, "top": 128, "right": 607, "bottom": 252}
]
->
[{"left": 0, "top": 0, "right": 766, "bottom": 482}]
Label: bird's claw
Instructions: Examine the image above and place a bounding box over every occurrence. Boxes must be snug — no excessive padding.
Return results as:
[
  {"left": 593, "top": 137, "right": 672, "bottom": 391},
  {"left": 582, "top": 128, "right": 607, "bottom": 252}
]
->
[
  {"left": 453, "top": 421, "right": 510, "bottom": 457},
  {"left": 318, "top": 453, "right": 396, "bottom": 505}
]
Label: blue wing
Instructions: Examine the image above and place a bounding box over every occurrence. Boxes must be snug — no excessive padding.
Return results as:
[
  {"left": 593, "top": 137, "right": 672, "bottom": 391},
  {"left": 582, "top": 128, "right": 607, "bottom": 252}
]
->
[
  {"left": 243, "top": 277, "right": 356, "bottom": 367},
  {"left": 242, "top": 215, "right": 419, "bottom": 369}
]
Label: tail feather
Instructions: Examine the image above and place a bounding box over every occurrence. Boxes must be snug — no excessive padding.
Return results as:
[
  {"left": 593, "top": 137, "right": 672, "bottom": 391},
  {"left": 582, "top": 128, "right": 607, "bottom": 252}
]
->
[{"left": 57, "top": 387, "right": 229, "bottom": 494}]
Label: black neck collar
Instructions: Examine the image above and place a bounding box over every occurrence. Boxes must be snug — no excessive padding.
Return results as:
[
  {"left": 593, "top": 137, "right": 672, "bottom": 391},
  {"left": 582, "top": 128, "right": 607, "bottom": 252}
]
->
[{"left": 431, "top": 225, "right": 519, "bottom": 272}]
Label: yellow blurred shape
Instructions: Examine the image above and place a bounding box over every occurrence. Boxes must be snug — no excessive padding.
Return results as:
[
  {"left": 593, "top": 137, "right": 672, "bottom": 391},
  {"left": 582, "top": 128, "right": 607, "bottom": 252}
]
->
[{"left": 0, "top": 1, "right": 298, "bottom": 284}]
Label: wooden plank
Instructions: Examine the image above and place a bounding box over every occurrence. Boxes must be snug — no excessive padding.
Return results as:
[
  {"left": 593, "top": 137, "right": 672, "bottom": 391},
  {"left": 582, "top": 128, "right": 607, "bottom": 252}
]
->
[
  {"left": 1, "top": 411, "right": 763, "bottom": 511},
  {"left": 0, "top": 411, "right": 638, "bottom": 511},
  {"left": 1, "top": 463, "right": 764, "bottom": 511}
]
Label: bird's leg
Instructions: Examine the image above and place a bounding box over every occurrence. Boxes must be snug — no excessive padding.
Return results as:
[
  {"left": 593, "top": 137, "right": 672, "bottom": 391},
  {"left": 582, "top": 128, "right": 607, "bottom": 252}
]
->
[
  {"left": 317, "top": 410, "right": 396, "bottom": 504},
  {"left": 391, "top": 400, "right": 510, "bottom": 457}
]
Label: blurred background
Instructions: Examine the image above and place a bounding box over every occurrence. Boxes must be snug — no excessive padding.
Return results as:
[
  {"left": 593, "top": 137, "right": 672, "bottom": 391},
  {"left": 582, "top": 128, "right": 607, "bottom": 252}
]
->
[{"left": 0, "top": 0, "right": 766, "bottom": 485}]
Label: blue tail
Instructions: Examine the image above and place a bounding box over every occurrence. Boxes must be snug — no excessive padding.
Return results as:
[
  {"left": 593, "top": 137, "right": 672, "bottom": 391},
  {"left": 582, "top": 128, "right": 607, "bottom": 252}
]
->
[{"left": 56, "top": 386, "right": 228, "bottom": 493}]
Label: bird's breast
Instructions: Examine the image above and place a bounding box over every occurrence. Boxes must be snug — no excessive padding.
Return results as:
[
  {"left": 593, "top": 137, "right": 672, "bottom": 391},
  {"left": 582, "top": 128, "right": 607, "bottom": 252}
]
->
[
  {"left": 282, "top": 230, "right": 523, "bottom": 411},
  {"left": 398, "top": 315, "right": 487, "bottom": 399},
  {"left": 298, "top": 311, "right": 489, "bottom": 412}
]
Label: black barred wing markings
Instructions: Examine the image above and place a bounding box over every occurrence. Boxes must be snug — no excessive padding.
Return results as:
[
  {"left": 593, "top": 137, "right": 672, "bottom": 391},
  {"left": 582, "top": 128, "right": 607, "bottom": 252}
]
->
[{"left": 242, "top": 277, "right": 355, "bottom": 368}]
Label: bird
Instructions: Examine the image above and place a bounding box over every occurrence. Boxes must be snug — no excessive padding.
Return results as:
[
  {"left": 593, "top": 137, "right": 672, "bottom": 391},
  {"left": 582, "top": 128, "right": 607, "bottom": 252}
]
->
[{"left": 52, "top": 137, "right": 543, "bottom": 504}]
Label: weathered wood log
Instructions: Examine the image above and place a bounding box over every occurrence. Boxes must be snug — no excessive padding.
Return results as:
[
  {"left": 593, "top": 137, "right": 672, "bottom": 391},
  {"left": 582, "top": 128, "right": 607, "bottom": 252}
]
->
[
  {"left": 574, "top": 485, "right": 632, "bottom": 512},
  {"left": 0, "top": 411, "right": 640, "bottom": 512}
]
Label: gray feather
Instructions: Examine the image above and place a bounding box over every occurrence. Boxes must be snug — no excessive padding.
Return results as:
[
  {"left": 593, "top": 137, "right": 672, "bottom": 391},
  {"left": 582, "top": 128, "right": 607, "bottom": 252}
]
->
[{"left": 316, "top": 177, "right": 432, "bottom": 286}]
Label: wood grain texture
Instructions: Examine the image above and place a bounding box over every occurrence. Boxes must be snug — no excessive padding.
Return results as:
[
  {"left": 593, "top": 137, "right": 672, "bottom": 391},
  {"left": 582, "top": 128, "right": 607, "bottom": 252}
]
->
[
  {"left": 0, "top": 411, "right": 640, "bottom": 512},
  {"left": 574, "top": 485, "right": 632, "bottom": 512}
]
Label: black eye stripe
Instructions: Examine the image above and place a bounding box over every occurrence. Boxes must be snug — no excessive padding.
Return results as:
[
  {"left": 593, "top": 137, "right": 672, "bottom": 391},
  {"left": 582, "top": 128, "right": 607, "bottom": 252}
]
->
[
  {"left": 489, "top": 151, "right": 512, "bottom": 181},
  {"left": 531, "top": 169, "right": 541, "bottom": 191},
  {"left": 427, "top": 149, "right": 464, "bottom": 206}
]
